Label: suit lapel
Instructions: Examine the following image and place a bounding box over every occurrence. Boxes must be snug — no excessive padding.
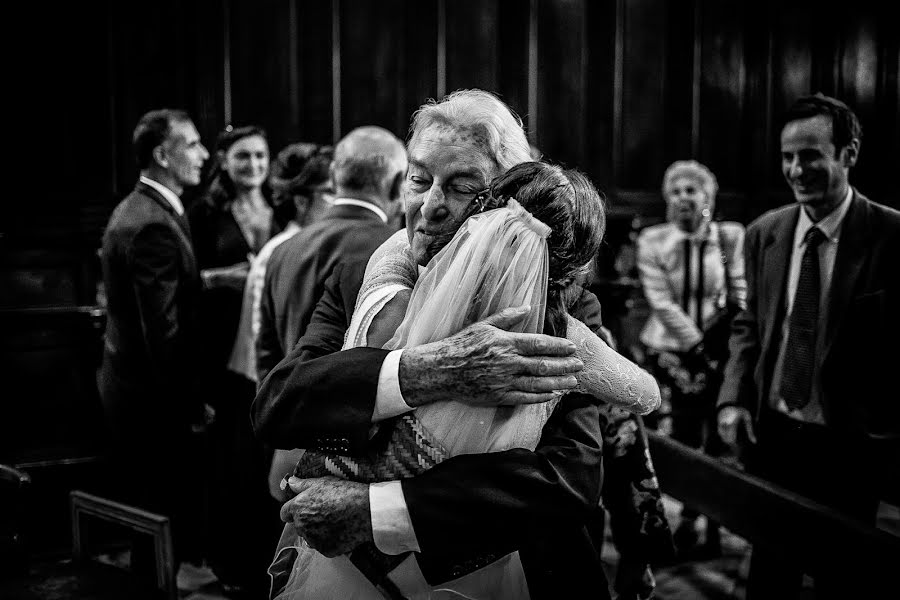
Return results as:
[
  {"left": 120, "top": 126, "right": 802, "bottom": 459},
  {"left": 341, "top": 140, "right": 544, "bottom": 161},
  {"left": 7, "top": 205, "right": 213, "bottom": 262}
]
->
[
  {"left": 760, "top": 206, "right": 799, "bottom": 355},
  {"left": 135, "top": 182, "right": 194, "bottom": 243},
  {"left": 822, "top": 190, "right": 869, "bottom": 358},
  {"left": 134, "top": 182, "right": 196, "bottom": 268}
]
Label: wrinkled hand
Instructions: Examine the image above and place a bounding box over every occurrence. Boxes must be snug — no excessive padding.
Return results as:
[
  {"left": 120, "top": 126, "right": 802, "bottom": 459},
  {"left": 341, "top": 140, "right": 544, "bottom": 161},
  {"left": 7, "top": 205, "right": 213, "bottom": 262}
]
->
[
  {"left": 399, "top": 305, "right": 584, "bottom": 408},
  {"left": 717, "top": 406, "right": 756, "bottom": 448},
  {"left": 279, "top": 476, "right": 372, "bottom": 557}
]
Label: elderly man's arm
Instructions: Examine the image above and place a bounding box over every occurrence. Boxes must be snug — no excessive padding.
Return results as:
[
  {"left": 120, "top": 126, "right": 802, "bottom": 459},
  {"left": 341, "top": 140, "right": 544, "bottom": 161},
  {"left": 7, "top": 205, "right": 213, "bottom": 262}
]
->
[
  {"left": 253, "top": 275, "right": 584, "bottom": 451},
  {"left": 253, "top": 261, "right": 384, "bottom": 450},
  {"left": 280, "top": 289, "right": 610, "bottom": 560},
  {"left": 282, "top": 393, "right": 603, "bottom": 559}
]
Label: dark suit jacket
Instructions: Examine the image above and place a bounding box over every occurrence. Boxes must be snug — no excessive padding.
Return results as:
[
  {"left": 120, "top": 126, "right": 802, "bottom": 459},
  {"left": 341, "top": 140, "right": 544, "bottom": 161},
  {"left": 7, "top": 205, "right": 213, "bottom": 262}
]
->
[
  {"left": 717, "top": 191, "right": 900, "bottom": 489},
  {"left": 98, "top": 181, "right": 202, "bottom": 435},
  {"left": 255, "top": 203, "right": 398, "bottom": 382},
  {"left": 253, "top": 268, "right": 611, "bottom": 598}
]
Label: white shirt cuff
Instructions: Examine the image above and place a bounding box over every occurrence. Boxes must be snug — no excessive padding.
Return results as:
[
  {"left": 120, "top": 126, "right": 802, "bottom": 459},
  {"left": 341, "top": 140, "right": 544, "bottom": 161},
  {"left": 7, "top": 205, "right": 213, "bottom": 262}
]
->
[
  {"left": 373, "top": 349, "right": 412, "bottom": 422},
  {"left": 369, "top": 481, "right": 421, "bottom": 554}
]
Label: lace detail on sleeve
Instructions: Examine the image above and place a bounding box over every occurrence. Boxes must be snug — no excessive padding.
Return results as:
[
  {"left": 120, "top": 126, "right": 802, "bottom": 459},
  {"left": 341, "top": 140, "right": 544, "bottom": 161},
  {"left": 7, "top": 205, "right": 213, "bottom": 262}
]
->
[
  {"left": 566, "top": 315, "right": 661, "bottom": 415},
  {"left": 343, "top": 230, "right": 418, "bottom": 350}
]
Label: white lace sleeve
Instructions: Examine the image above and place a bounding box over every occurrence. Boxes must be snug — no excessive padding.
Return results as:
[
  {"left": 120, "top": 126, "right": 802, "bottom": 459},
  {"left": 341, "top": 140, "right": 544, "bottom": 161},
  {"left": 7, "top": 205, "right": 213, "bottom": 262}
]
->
[
  {"left": 343, "top": 230, "right": 418, "bottom": 350},
  {"left": 566, "top": 314, "right": 661, "bottom": 415}
]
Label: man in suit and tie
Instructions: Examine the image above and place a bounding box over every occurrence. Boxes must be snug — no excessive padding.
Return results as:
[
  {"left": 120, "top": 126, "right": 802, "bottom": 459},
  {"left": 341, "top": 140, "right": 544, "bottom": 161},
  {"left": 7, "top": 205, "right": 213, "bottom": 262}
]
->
[
  {"left": 717, "top": 93, "right": 900, "bottom": 597},
  {"left": 255, "top": 125, "right": 406, "bottom": 383},
  {"left": 254, "top": 90, "right": 671, "bottom": 599},
  {"left": 98, "top": 109, "right": 210, "bottom": 568}
]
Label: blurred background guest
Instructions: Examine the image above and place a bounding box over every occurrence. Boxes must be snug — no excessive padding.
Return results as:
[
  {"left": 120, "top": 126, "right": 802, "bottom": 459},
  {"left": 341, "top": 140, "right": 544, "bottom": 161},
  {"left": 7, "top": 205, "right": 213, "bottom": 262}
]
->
[
  {"left": 226, "top": 142, "right": 334, "bottom": 385},
  {"left": 187, "top": 124, "right": 282, "bottom": 597},
  {"left": 636, "top": 159, "right": 746, "bottom": 558}
]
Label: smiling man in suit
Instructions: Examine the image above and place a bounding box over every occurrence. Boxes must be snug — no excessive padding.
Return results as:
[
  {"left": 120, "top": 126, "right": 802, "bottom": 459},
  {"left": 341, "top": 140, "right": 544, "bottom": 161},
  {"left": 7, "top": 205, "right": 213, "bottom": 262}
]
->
[
  {"left": 98, "top": 109, "right": 210, "bottom": 570},
  {"left": 717, "top": 94, "right": 900, "bottom": 598}
]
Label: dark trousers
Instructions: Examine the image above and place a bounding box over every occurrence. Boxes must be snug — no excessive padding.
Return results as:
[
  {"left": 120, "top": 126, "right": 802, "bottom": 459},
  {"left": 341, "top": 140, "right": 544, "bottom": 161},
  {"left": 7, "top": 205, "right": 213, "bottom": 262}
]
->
[
  {"left": 206, "top": 370, "right": 282, "bottom": 595},
  {"left": 745, "top": 409, "right": 883, "bottom": 599},
  {"left": 98, "top": 365, "right": 205, "bottom": 570}
]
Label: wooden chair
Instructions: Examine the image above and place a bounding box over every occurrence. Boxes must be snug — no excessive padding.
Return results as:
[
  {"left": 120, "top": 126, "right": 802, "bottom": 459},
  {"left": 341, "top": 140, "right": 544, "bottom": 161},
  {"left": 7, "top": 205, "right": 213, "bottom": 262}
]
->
[
  {"left": 0, "top": 463, "right": 32, "bottom": 577},
  {"left": 70, "top": 490, "right": 177, "bottom": 600}
]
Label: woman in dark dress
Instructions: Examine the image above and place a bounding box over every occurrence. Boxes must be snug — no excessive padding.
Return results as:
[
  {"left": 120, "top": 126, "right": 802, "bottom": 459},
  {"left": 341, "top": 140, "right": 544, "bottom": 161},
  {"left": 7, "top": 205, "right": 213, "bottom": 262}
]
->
[{"left": 188, "top": 125, "right": 283, "bottom": 596}]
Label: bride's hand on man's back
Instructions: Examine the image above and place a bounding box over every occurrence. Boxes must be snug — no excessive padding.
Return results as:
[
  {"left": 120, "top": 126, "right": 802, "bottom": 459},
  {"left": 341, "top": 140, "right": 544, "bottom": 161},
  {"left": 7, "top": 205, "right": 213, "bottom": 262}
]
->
[{"left": 398, "top": 305, "right": 584, "bottom": 409}]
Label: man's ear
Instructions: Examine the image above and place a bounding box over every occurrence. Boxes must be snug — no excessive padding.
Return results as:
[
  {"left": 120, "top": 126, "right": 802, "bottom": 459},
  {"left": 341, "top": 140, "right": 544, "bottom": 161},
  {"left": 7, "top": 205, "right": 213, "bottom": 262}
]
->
[
  {"left": 842, "top": 138, "right": 860, "bottom": 168},
  {"left": 152, "top": 145, "right": 168, "bottom": 169}
]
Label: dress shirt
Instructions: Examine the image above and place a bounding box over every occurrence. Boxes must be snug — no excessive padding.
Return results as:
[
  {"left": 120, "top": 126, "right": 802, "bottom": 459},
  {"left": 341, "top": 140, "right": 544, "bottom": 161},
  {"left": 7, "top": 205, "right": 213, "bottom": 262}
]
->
[
  {"left": 139, "top": 175, "right": 184, "bottom": 216},
  {"left": 769, "top": 187, "right": 853, "bottom": 424},
  {"left": 369, "top": 266, "right": 428, "bottom": 554},
  {"left": 332, "top": 197, "right": 388, "bottom": 223}
]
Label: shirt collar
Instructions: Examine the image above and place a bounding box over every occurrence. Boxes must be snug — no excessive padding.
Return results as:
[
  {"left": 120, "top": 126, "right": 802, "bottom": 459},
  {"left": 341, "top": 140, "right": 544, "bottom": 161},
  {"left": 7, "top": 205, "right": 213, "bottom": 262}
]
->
[
  {"left": 139, "top": 175, "right": 184, "bottom": 216},
  {"left": 332, "top": 197, "right": 388, "bottom": 223},
  {"left": 794, "top": 186, "right": 853, "bottom": 249}
]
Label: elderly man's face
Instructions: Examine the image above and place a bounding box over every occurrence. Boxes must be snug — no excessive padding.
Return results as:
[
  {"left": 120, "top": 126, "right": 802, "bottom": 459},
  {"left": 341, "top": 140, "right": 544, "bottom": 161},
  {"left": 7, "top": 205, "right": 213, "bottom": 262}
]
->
[
  {"left": 404, "top": 124, "right": 499, "bottom": 266},
  {"left": 162, "top": 120, "right": 209, "bottom": 188}
]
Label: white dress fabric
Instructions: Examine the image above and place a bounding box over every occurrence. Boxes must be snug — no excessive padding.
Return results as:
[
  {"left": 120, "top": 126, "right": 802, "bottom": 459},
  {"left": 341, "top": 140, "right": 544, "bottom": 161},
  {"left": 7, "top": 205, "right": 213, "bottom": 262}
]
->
[
  {"left": 274, "top": 201, "right": 549, "bottom": 600},
  {"left": 227, "top": 222, "right": 301, "bottom": 381}
]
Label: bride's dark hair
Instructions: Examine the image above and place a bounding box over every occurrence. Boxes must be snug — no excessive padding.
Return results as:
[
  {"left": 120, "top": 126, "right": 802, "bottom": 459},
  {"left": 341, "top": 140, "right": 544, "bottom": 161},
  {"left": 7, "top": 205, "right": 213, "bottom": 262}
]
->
[{"left": 489, "top": 161, "right": 606, "bottom": 337}]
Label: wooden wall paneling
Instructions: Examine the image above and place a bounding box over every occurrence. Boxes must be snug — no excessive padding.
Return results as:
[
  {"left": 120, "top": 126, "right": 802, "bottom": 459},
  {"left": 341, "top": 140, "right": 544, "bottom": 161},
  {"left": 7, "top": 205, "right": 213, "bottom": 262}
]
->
[
  {"left": 294, "top": 0, "right": 335, "bottom": 145},
  {"left": 444, "top": 0, "right": 499, "bottom": 95},
  {"left": 0, "top": 309, "right": 108, "bottom": 463},
  {"left": 618, "top": 0, "right": 668, "bottom": 190},
  {"left": 660, "top": 0, "right": 697, "bottom": 172},
  {"left": 739, "top": 0, "right": 775, "bottom": 223},
  {"left": 14, "top": 1, "right": 112, "bottom": 263},
  {"left": 835, "top": 12, "right": 880, "bottom": 200},
  {"left": 535, "top": 0, "right": 587, "bottom": 169},
  {"left": 109, "top": 1, "right": 226, "bottom": 197},
  {"left": 496, "top": 0, "right": 531, "bottom": 134},
  {"left": 340, "top": 0, "right": 406, "bottom": 138},
  {"left": 581, "top": 0, "right": 617, "bottom": 191},
  {"left": 695, "top": 0, "right": 747, "bottom": 218},
  {"left": 877, "top": 15, "right": 900, "bottom": 206},
  {"left": 767, "top": 3, "right": 813, "bottom": 210},
  {"left": 228, "top": 0, "right": 296, "bottom": 152},
  {"left": 400, "top": 0, "right": 440, "bottom": 134}
]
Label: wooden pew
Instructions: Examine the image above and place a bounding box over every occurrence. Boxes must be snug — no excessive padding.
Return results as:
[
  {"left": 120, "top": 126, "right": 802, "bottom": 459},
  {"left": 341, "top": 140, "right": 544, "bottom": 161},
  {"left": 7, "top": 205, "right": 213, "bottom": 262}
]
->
[{"left": 647, "top": 431, "right": 900, "bottom": 583}]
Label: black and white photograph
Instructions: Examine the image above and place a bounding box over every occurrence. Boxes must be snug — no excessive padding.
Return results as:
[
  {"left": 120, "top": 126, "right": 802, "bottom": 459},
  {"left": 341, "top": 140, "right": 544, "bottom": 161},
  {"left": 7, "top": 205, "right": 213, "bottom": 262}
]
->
[{"left": 2, "top": 1, "right": 898, "bottom": 599}]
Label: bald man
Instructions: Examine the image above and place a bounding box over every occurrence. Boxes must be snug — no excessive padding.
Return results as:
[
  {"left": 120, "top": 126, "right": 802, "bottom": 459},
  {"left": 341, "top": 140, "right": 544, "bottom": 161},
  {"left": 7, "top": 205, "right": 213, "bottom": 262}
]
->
[{"left": 256, "top": 126, "right": 407, "bottom": 382}]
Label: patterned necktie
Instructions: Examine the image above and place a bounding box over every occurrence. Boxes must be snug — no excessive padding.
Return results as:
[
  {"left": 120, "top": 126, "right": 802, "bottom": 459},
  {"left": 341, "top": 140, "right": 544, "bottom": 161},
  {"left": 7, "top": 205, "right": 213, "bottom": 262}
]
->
[{"left": 779, "top": 226, "right": 827, "bottom": 410}]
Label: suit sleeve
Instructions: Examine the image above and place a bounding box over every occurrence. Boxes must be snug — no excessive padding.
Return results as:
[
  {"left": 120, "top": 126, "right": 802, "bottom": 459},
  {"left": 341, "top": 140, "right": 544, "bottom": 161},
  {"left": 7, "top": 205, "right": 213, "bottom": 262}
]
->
[
  {"left": 252, "top": 262, "right": 390, "bottom": 450},
  {"left": 717, "top": 221, "right": 762, "bottom": 413},
  {"left": 636, "top": 230, "right": 703, "bottom": 347},
  {"left": 128, "top": 223, "right": 197, "bottom": 414},
  {"left": 255, "top": 260, "right": 285, "bottom": 384},
  {"left": 400, "top": 290, "right": 607, "bottom": 554},
  {"left": 722, "top": 222, "right": 748, "bottom": 308},
  {"left": 402, "top": 393, "right": 604, "bottom": 554}
]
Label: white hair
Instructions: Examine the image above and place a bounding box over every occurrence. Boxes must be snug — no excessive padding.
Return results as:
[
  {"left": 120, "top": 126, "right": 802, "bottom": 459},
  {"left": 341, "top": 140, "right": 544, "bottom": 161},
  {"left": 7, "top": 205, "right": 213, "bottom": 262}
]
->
[
  {"left": 662, "top": 159, "right": 718, "bottom": 212},
  {"left": 408, "top": 89, "right": 532, "bottom": 173}
]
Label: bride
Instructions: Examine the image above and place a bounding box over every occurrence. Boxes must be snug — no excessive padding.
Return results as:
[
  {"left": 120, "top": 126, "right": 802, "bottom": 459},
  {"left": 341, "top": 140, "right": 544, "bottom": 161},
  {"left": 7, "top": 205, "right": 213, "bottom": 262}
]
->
[{"left": 270, "top": 161, "right": 661, "bottom": 599}]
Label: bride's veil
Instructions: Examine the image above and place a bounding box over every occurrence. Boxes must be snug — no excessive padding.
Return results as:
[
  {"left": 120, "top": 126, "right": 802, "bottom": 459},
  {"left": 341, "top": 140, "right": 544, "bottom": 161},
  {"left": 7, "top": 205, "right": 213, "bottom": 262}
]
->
[{"left": 385, "top": 199, "right": 556, "bottom": 454}]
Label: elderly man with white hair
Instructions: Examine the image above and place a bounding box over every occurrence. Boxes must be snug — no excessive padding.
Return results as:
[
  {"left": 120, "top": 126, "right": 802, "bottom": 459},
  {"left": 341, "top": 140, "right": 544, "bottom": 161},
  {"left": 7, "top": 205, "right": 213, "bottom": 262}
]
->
[{"left": 254, "top": 90, "right": 668, "bottom": 599}]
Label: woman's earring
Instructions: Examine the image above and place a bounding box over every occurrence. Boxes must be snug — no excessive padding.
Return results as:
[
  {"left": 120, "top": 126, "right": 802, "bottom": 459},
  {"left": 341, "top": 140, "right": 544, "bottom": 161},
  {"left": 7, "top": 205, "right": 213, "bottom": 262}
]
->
[{"left": 702, "top": 207, "right": 711, "bottom": 218}]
